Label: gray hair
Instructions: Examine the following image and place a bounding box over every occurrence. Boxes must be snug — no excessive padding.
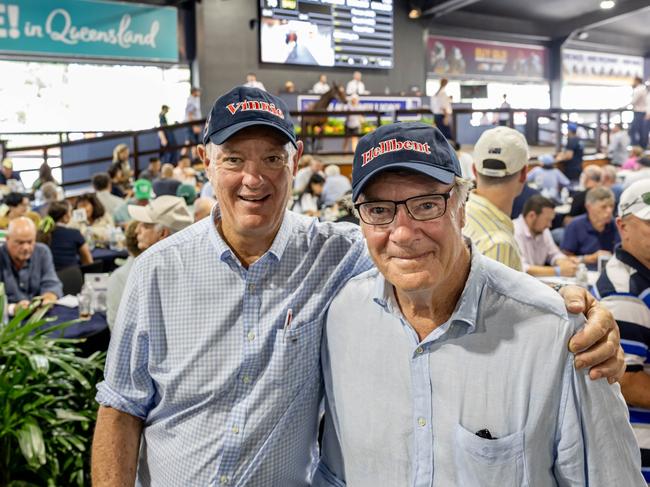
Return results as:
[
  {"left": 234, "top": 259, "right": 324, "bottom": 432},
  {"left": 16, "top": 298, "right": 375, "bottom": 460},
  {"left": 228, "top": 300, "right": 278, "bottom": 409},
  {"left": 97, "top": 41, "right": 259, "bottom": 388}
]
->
[
  {"left": 585, "top": 186, "right": 614, "bottom": 206},
  {"left": 324, "top": 164, "right": 341, "bottom": 177}
]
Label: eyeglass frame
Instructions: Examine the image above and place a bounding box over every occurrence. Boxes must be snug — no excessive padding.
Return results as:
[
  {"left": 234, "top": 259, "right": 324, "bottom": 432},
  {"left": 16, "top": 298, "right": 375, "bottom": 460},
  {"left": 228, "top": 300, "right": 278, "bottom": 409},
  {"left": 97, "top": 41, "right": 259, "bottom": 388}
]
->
[
  {"left": 620, "top": 191, "right": 650, "bottom": 216},
  {"left": 354, "top": 190, "right": 453, "bottom": 225}
]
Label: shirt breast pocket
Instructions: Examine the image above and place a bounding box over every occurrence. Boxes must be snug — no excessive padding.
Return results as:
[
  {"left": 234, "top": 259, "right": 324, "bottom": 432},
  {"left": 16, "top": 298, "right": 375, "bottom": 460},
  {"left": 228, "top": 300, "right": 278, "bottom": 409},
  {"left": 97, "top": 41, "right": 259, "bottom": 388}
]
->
[
  {"left": 453, "top": 423, "right": 528, "bottom": 487},
  {"left": 269, "top": 318, "right": 321, "bottom": 391}
]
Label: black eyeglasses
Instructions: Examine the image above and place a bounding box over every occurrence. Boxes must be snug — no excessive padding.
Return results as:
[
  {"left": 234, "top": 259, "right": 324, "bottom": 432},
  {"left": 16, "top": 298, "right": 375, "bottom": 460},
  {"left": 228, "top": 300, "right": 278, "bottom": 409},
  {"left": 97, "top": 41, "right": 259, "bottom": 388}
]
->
[
  {"left": 620, "top": 191, "right": 650, "bottom": 216},
  {"left": 354, "top": 192, "right": 451, "bottom": 225}
]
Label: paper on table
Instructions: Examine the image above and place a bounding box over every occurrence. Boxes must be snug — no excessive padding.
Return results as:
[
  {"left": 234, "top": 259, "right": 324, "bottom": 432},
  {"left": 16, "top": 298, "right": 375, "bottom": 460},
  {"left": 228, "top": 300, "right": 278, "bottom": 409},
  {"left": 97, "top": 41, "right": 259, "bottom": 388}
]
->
[{"left": 56, "top": 295, "right": 79, "bottom": 308}]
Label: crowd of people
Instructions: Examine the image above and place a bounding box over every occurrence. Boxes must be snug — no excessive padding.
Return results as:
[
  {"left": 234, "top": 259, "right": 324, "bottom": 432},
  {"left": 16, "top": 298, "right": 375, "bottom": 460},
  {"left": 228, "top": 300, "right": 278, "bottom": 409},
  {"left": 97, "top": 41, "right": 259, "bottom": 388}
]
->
[{"left": 1, "top": 83, "right": 649, "bottom": 485}]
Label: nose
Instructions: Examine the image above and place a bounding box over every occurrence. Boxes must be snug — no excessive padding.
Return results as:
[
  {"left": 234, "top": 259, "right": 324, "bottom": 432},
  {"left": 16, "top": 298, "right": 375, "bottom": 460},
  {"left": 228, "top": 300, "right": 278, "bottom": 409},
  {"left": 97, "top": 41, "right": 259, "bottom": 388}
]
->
[
  {"left": 388, "top": 204, "right": 420, "bottom": 243},
  {"left": 241, "top": 161, "right": 265, "bottom": 188}
]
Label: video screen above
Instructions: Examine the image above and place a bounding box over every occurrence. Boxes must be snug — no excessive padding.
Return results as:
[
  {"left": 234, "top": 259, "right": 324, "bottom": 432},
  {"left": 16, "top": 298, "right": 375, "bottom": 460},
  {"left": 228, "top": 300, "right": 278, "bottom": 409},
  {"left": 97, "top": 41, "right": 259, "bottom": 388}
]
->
[{"left": 259, "top": 0, "right": 393, "bottom": 69}]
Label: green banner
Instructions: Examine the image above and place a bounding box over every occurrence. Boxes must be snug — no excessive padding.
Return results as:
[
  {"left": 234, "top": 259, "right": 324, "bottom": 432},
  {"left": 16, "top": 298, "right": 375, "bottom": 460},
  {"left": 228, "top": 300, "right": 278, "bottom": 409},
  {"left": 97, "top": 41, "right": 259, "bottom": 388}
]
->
[{"left": 0, "top": 0, "right": 178, "bottom": 62}]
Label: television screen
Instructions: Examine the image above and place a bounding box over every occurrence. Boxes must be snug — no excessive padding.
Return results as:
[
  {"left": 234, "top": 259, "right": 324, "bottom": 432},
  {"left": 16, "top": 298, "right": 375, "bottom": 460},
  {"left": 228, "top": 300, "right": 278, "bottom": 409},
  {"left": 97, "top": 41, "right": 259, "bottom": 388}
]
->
[
  {"left": 460, "top": 84, "right": 488, "bottom": 99},
  {"left": 259, "top": 0, "right": 393, "bottom": 69}
]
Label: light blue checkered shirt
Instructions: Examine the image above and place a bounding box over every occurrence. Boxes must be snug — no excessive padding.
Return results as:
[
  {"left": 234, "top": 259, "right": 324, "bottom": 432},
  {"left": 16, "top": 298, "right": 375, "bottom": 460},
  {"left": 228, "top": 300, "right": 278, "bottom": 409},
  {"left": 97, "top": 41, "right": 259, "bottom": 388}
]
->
[
  {"left": 315, "top": 249, "right": 645, "bottom": 487},
  {"left": 96, "top": 207, "right": 371, "bottom": 486}
]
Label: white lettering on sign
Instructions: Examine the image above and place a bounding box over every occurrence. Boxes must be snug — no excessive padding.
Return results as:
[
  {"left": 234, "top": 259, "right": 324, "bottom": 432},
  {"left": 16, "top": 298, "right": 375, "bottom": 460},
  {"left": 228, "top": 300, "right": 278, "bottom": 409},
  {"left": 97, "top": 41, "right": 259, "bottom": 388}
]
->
[
  {"left": 0, "top": 4, "right": 20, "bottom": 39},
  {"left": 42, "top": 8, "right": 160, "bottom": 49}
]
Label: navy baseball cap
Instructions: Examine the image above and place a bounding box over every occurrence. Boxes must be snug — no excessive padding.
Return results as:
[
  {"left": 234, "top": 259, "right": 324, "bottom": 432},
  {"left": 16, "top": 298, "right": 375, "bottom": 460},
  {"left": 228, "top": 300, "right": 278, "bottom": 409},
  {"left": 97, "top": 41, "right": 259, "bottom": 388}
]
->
[
  {"left": 202, "top": 86, "right": 297, "bottom": 147},
  {"left": 352, "top": 122, "right": 462, "bottom": 201}
]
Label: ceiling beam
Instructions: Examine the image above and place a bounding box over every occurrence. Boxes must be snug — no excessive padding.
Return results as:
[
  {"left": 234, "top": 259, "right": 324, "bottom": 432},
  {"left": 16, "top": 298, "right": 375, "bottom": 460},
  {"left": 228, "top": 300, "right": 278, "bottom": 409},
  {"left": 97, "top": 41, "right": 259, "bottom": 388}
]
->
[
  {"left": 421, "top": 0, "right": 483, "bottom": 19},
  {"left": 553, "top": 0, "right": 650, "bottom": 38}
]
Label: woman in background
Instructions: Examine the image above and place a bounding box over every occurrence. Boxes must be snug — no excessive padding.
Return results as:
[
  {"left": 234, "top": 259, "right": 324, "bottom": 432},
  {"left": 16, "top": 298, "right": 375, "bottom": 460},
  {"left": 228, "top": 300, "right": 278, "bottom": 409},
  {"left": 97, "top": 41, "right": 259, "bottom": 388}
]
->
[
  {"left": 37, "top": 200, "right": 93, "bottom": 270},
  {"left": 70, "top": 193, "right": 114, "bottom": 248},
  {"left": 292, "top": 173, "right": 325, "bottom": 217}
]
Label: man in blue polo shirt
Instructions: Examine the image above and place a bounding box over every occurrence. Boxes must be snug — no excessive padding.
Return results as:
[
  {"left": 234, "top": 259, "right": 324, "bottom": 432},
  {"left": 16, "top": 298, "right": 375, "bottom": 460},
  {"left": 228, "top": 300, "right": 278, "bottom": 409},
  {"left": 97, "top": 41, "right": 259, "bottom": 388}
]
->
[
  {"left": 596, "top": 179, "right": 650, "bottom": 484},
  {"left": 562, "top": 186, "right": 620, "bottom": 267}
]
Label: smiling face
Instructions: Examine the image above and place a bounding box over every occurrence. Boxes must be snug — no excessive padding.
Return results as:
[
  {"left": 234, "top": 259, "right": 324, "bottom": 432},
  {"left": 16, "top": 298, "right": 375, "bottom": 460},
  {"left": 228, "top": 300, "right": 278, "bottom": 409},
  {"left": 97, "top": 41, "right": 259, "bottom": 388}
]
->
[
  {"left": 359, "top": 172, "right": 467, "bottom": 294},
  {"left": 202, "top": 126, "right": 301, "bottom": 250}
]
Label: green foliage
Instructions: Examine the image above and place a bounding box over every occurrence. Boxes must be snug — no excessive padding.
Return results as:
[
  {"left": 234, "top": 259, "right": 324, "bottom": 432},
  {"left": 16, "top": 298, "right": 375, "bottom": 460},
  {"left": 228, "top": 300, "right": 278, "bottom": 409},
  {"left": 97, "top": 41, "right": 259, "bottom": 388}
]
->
[{"left": 0, "top": 303, "right": 105, "bottom": 487}]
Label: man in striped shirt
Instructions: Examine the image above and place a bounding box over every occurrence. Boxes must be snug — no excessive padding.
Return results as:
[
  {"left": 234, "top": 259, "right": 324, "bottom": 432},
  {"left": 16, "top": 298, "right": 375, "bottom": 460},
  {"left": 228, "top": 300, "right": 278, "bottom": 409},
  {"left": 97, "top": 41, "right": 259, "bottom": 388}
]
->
[
  {"left": 464, "top": 127, "right": 529, "bottom": 271},
  {"left": 596, "top": 179, "right": 650, "bottom": 484}
]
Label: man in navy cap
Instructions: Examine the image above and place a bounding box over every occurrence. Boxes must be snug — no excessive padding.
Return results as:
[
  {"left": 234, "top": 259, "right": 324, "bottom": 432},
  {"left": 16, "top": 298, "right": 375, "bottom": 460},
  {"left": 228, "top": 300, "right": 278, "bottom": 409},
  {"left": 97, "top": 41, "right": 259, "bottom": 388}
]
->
[
  {"left": 315, "top": 122, "right": 643, "bottom": 486},
  {"left": 92, "top": 87, "right": 623, "bottom": 487}
]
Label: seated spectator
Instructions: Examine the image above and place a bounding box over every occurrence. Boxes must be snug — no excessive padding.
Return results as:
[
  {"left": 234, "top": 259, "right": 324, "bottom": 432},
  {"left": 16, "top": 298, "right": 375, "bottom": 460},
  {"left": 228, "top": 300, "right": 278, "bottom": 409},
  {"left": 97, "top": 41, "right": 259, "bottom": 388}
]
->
[
  {"left": 292, "top": 173, "right": 325, "bottom": 217},
  {"left": 70, "top": 193, "right": 114, "bottom": 247},
  {"left": 511, "top": 182, "right": 541, "bottom": 219},
  {"left": 34, "top": 181, "right": 62, "bottom": 216},
  {"left": 623, "top": 155, "right": 650, "bottom": 189},
  {"left": 106, "top": 220, "right": 142, "bottom": 329},
  {"left": 595, "top": 179, "right": 650, "bottom": 483},
  {"left": 332, "top": 192, "right": 358, "bottom": 225},
  {"left": 514, "top": 195, "right": 578, "bottom": 277},
  {"left": 561, "top": 187, "right": 619, "bottom": 266},
  {"left": 0, "top": 217, "right": 62, "bottom": 313},
  {"left": 193, "top": 197, "right": 215, "bottom": 222},
  {"left": 173, "top": 156, "right": 191, "bottom": 181},
  {"left": 607, "top": 123, "right": 630, "bottom": 166},
  {"left": 106, "top": 196, "right": 192, "bottom": 329},
  {"left": 139, "top": 157, "right": 161, "bottom": 181},
  {"left": 92, "top": 172, "right": 125, "bottom": 217},
  {"left": 622, "top": 145, "right": 643, "bottom": 170},
  {"left": 600, "top": 164, "right": 624, "bottom": 207},
  {"left": 153, "top": 163, "right": 182, "bottom": 196},
  {"left": 108, "top": 163, "right": 127, "bottom": 198},
  {"left": 112, "top": 143, "right": 132, "bottom": 182},
  {"left": 526, "top": 154, "right": 570, "bottom": 201},
  {"left": 32, "top": 162, "right": 57, "bottom": 191},
  {"left": 176, "top": 183, "right": 197, "bottom": 207},
  {"left": 321, "top": 165, "right": 352, "bottom": 206},
  {"left": 37, "top": 200, "right": 93, "bottom": 270},
  {"left": 0, "top": 192, "right": 40, "bottom": 229},
  {"left": 0, "top": 158, "right": 22, "bottom": 186},
  {"left": 113, "top": 179, "right": 153, "bottom": 225},
  {"left": 567, "top": 164, "right": 602, "bottom": 220}
]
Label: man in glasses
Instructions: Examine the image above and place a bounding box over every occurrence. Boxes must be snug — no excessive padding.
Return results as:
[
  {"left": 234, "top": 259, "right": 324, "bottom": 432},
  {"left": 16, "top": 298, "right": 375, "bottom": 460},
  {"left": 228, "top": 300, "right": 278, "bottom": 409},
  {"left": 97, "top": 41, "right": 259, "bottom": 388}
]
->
[
  {"left": 92, "top": 86, "right": 623, "bottom": 487},
  {"left": 596, "top": 179, "right": 650, "bottom": 484},
  {"left": 315, "top": 122, "right": 643, "bottom": 486}
]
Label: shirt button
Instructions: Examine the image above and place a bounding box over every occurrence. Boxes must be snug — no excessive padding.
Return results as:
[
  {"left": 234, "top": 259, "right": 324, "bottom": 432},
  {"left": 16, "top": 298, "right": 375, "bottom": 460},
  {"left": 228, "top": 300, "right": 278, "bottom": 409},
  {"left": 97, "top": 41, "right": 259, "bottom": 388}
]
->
[
  {"left": 415, "top": 346, "right": 424, "bottom": 354},
  {"left": 220, "top": 475, "right": 229, "bottom": 484},
  {"left": 247, "top": 331, "right": 255, "bottom": 341},
  {"left": 232, "top": 425, "right": 239, "bottom": 434},
  {"left": 418, "top": 417, "right": 427, "bottom": 427},
  {"left": 248, "top": 283, "right": 255, "bottom": 292},
  {"left": 242, "top": 375, "right": 252, "bottom": 384}
]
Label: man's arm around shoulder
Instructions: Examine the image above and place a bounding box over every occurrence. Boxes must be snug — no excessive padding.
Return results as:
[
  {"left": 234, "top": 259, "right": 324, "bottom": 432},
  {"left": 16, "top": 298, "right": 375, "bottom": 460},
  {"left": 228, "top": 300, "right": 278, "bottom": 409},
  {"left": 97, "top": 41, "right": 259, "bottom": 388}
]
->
[{"left": 92, "top": 406, "right": 143, "bottom": 486}]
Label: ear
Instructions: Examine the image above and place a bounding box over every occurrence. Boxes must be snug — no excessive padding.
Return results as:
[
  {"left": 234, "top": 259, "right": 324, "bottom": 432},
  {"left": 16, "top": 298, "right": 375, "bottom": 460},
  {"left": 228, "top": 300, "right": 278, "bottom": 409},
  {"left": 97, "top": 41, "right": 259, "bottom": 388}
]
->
[
  {"left": 197, "top": 144, "right": 209, "bottom": 168},
  {"left": 519, "top": 165, "right": 529, "bottom": 182},
  {"left": 292, "top": 141, "right": 304, "bottom": 177}
]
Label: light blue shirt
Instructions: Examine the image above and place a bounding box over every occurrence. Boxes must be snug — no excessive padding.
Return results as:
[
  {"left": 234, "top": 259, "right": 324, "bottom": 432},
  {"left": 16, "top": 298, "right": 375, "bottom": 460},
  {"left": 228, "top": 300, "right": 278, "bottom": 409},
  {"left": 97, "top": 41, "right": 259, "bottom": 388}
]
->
[
  {"left": 527, "top": 166, "right": 570, "bottom": 201},
  {"left": 96, "top": 207, "right": 371, "bottom": 486},
  {"left": 315, "top": 248, "right": 644, "bottom": 487},
  {"left": 321, "top": 174, "right": 352, "bottom": 206}
]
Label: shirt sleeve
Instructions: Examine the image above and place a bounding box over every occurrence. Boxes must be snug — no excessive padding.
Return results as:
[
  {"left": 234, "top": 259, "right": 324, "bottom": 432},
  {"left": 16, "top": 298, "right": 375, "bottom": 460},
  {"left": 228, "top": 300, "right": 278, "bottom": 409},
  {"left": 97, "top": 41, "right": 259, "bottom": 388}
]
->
[
  {"left": 545, "top": 230, "right": 566, "bottom": 265},
  {"left": 95, "top": 257, "right": 156, "bottom": 419},
  {"left": 527, "top": 167, "right": 539, "bottom": 182},
  {"left": 72, "top": 228, "right": 85, "bottom": 249},
  {"left": 553, "top": 316, "right": 645, "bottom": 486},
  {"left": 37, "top": 245, "right": 63, "bottom": 297},
  {"left": 559, "top": 222, "right": 579, "bottom": 254},
  {"left": 556, "top": 170, "right": 570, "bottom": 188}
]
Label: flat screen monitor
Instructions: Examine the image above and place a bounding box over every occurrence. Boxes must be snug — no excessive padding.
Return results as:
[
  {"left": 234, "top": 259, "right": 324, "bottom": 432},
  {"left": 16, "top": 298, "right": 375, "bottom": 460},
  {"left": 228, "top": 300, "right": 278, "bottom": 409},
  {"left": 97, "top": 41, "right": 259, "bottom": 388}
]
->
[
  {"left": 259, "top": 0, "right": 393, "bottom": 69},
  {"left": 460, "top": 84, "right": 488, "bottom": 99}
]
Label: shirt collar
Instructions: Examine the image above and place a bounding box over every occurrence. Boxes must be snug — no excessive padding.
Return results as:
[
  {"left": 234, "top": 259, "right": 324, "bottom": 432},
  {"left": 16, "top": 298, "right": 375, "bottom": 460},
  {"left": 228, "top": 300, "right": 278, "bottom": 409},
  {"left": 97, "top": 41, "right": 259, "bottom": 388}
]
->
[
  {"left": 615, "top": 245, "right": 650, "bottom": 282},
  {"left": 207, "top": 203, "right": 294, "bottom": 265},
  {"left": 515, "top": 214, "right": 532, "bottom": 239},
  {"left": 371, "top": 240, "right": 482, "bottom": 335}
]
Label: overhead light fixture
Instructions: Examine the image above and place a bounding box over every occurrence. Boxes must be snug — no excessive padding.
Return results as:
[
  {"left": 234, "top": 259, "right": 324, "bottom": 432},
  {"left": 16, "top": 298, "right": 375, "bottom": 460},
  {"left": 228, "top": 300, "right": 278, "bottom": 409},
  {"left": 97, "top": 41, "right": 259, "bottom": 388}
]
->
[
  {"left": 409, "top": 7, "right": 422, "bottom": 19},
  {"left": 576, "top": 31, "right": 589, "bottom": 40},
  {"left": 600, "top": 0, "right": 615, "bottom": 9}
]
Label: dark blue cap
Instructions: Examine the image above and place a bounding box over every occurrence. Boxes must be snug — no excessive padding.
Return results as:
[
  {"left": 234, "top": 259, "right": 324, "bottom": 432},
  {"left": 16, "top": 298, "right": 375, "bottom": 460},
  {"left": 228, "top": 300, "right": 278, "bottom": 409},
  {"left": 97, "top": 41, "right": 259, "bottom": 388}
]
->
[
  {"left": 352, "top": 122, "right": 462, "bottom": 201},
  {"left": 202, "top": 86, "right": 297, "bottom": 147}
]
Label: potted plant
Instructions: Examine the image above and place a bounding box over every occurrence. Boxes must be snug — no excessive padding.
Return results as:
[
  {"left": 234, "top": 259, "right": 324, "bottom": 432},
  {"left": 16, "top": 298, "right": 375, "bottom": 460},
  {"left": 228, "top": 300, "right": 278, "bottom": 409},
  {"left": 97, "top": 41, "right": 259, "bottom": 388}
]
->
[{"left": 0, "top": 301, "right": 105, "bottom": 486}]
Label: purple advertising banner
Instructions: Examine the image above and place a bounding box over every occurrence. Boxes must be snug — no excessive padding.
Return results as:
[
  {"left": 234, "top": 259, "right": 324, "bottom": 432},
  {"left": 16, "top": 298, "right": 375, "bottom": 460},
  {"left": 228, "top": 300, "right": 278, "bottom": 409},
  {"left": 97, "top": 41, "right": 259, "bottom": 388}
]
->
[{"left": 427, "top": 35, "right": 547, "bottom": 82}]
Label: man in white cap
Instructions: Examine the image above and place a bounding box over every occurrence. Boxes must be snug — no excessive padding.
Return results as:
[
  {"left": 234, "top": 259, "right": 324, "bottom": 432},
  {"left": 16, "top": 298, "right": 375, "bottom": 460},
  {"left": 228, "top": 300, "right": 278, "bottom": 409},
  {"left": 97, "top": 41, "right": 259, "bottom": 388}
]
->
[
  {"left": 595, "top": 179, "right": 650, "bottom": 483},
  {"left": 105, "top": 196, "right": 193, "bottom": 329},
  {"left": 464, "top": 126, "right": 530, "bottom": 271}
]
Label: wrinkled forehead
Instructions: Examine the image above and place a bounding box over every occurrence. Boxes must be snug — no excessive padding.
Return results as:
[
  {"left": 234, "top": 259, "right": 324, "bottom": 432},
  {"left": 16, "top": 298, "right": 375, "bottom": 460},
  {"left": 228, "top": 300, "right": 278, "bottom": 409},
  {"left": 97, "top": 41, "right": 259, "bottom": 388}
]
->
[
  {"left": 360, "top": 169, "right": 450, "bottom": 199},
  {"left": 218, "top": 126, "right": 291, "bottom": 152}
]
